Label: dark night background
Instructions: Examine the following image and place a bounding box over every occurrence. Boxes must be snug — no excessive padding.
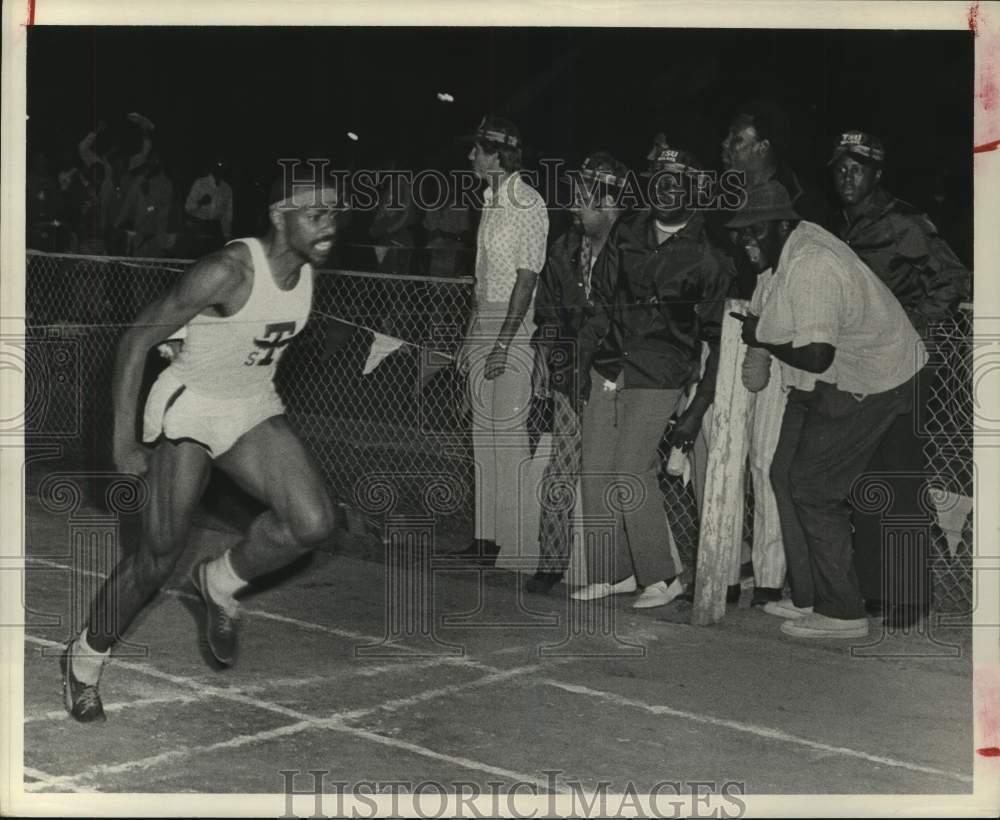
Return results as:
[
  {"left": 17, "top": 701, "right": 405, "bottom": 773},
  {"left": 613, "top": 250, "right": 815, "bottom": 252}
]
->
[{"left": 26, "top": 26, "right": 974, "bottom": 264}]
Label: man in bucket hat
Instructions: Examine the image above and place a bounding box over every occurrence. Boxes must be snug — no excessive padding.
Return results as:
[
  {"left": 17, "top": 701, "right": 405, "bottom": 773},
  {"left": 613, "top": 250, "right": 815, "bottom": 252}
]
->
[
  {"left": 828, "top": 130, "right": 970, "bottom": 629},
  {"left": 525, "top": 151, "right": 628, "bottom": 594},
  {"left": 727, "top": 180, "right": 927, "bottom": 639},
  {"left": 450, "top": 114, "right": 549, "bottom": 566},
  {"left": 570, "top": 140, "right": 734, "bottom": 609}
]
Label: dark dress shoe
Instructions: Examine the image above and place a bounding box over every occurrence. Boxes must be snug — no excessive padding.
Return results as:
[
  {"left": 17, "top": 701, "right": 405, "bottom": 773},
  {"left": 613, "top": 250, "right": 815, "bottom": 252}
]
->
[
  {"left": 525, "top": 571, "right": 563, "bottom": 594},
  {"left": 864, "top": 598, "right": 886, "bottom": 618},
  {"left": 726, "top": 584, "right": 742, "bottom": 604},
  {"left": 750, "top": 586, "right": 783, "bottom": 607},
  {"left": 883, "top": 604, "right": 926, "bottom": 630},
  {"left": 446, "top": 539, "right": 500, "bottom": 566}
]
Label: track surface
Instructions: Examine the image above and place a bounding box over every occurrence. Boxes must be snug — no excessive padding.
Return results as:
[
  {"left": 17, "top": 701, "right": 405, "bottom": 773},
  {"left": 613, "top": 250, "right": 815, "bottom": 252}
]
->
[{"left": 20, "top": 493, "right": 974, "bottom": 798}]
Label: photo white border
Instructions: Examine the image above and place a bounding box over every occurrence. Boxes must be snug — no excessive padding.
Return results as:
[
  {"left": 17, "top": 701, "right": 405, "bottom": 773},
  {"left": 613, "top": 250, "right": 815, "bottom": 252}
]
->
[{"left": 2, "top": 1, "right": 998, "bottom": 817}]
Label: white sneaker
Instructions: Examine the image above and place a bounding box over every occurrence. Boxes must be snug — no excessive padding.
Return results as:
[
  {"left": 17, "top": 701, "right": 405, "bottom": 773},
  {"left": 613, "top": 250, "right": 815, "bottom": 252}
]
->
[
  {"left": 570, "top": 575, "right": 637, "bottom": 601},
  {"left": 762, "top": 599, "right": 814, "bottom": 619},
  {"left": 632, "top": 577, "right": 685, "bottom": 609}
]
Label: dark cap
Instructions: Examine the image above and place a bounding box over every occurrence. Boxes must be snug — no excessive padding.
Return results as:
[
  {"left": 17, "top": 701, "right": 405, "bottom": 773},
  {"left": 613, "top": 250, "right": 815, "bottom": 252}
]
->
[
  {"left": 642, "top": 136, "right": 703, "bottom": 176},
  {"left": 461, "top": 114, "right": 522, "bottom": 149},
  {"left": 725, "top": 180, "right": 800, "bottom": 228},
  {"left": 575, "top": 151, "right": 629, "bottom": 189},
  {"left": 828, "top": 131, "right": 886, "bottom": 165}
]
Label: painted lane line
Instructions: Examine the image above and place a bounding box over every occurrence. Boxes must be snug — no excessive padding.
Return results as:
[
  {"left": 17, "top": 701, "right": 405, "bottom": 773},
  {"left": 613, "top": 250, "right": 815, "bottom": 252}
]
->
[
  {"left": 22, "top": 634, "right": 565, "bottom": 792},
  {"left": 539, "top": 678, "right": 974, "bottom": 785},
  {"left": 24, "top": 693, "right": 200, "bottom": 724}
]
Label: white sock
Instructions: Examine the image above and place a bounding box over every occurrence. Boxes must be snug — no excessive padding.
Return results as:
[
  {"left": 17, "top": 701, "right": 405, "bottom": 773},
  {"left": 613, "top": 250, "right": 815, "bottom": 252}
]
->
[
  {"left": 72, "top": 629, "right": 109, "bottom": 686},
  {"left": 205, "top": 551, "right": 246, "bottom": 615}
]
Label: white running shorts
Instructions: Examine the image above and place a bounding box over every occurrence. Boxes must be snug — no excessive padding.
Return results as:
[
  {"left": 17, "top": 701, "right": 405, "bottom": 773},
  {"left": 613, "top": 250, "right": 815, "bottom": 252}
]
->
[{"left": 142, "top": 368, "right": 287, "bottom": 457}]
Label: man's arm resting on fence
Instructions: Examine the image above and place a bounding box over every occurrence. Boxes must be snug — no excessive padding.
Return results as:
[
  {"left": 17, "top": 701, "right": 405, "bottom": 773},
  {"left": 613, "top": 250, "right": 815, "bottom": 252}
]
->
[
  {"left": 111, "top": 250, "right": 247, "bottom": 474},
  {"left": 485, "top": 269, "right": 539, "bottom": 380}
]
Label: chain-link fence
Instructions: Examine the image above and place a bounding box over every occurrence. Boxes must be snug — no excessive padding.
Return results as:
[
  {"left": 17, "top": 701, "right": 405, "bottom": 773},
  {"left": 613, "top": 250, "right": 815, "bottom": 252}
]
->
[{"left": 23, "top": 252, "right": 973, "bottom": 609}]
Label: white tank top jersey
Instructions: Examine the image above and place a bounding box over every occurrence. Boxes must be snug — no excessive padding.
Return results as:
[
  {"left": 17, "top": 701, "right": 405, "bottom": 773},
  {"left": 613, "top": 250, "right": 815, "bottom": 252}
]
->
[{"left": 167, "top": 237, "right": 313, "bottom": 399}]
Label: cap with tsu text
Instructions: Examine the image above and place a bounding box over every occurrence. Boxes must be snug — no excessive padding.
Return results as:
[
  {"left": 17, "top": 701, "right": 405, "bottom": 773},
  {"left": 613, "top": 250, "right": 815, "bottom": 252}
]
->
[{"left": 828, "top": 131, "right": 886, "bottom": 165}]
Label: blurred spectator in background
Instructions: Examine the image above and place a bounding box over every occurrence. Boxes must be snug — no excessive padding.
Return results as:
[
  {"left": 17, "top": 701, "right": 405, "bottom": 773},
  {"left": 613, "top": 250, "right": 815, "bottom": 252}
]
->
[
  {"left": 101, "top": 152, "right": 137, "bottom": 255},
  {"left": 829, "top": 130, "right": 971, "bottom": 630},
  {"left": 422, "top": 182, "right": 472, "bottom": 277},
  {"left": 78, "top": 120, "right": 112, "bottom": 177},
  {"left": 77, "top": 162, "right": 108, "bottom": 254},
  {"left": 184, "top": 157, "right": 235, "bottom": 256},
  {"left": 26, "top": 151, "right": 69, "bottom": 251},
  {"left": 125, "top": 111, "right": 155, "bottom": 172},
  {"left": 115, "top": 152, "right": 174, "bottom": 257},
  {"left": 370, "top": 156, "right": 420, "bottom": 275}
]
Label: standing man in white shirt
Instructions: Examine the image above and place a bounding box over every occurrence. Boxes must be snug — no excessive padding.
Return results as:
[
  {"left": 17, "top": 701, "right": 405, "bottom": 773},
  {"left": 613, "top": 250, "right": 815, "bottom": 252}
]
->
[
  {"left": 452, "top": 115, "right": 550, "bottom": 565},
  {"left": 728, "top": 181, "right": 927, "bottom": 639}
]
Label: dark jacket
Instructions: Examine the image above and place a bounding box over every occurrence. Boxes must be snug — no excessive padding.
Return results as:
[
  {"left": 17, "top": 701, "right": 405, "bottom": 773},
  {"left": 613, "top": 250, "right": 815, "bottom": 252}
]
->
[
  {"left": 532, "top": 227, "right": 595, "bottom": 399},
  {"left": 577, "top": 209, "right": 736, "bottom": 397},
  {"left": 834, "top": 187, "right": 971, "bottom": 336}
]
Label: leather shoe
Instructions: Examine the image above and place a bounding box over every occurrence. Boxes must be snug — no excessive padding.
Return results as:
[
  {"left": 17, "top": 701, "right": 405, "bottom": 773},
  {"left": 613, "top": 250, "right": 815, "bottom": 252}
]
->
[{"left": 525, "top": 571, "right": 563, "bottom": 595}]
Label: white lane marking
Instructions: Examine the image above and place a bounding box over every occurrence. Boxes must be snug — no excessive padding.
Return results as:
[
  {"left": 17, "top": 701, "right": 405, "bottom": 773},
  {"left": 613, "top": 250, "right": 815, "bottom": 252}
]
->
[
  {"left": 26, "top": 557, "right": 970, "bottom": 788},
  {"left": 23, "top": 635, "right": 565, "bottom": 793},
  {"left": 23, "top": 766, "right": 76, "bottom": 792},
  {"left": 539, "top": 679, "right": 974, "bottom": 785},
  {"left": 24, "top": 693, "right": 199, "bottom": 723}
]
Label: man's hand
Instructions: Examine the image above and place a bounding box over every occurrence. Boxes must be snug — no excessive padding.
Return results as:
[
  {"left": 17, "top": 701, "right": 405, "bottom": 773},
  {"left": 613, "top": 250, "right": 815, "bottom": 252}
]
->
[
  {"left": 484, "top": 342, "right": 508, "bottom": 381},
  {"left": 730, "top": 311, "right": 761, "bottom": 347},
  {"left": 670, "top": 399, "right": 710, "bottom": 451},
  {"left": 113, "top": 440, "right": 150, "bottom": 476}
]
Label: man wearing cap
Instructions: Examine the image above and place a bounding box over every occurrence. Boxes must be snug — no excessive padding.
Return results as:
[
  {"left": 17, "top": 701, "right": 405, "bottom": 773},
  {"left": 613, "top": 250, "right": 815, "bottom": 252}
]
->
[
  {"left": 524, "top": 152, "right": 628, "bottom": 594},
  {"left": 829, "top": 130, "right": 971, "bottom": 628},
  {"left": 728, "top": 180, "right": 928, "bottom": 639},
  {"left": 453, "top": 115, "right": 549, "bottom": 565},
  {"left": 720, "top": 100, "right": 832, "bottom": 297},
  {"left": 570, "top": 142, "right": 734, "bottom": 609},
  {"left": 61, "top": 170, "right": 344, "bottom": 722}
]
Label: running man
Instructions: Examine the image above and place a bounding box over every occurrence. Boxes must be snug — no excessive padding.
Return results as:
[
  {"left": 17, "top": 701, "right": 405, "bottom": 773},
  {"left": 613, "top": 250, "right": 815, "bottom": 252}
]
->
[{"left": 61, "top": 171, "right": 342, "bottom": 722}]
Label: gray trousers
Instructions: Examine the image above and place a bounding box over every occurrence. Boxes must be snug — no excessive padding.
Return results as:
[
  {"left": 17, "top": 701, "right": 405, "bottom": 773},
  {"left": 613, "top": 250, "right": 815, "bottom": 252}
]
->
[{"left": 580, "top": 371, "right": 684, "bottom": 587}]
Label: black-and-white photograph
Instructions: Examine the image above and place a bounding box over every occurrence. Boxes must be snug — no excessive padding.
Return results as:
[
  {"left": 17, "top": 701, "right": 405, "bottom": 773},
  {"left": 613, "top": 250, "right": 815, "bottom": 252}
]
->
[{"left": 3, "top": 1, "right": 998, "bottom": 816}]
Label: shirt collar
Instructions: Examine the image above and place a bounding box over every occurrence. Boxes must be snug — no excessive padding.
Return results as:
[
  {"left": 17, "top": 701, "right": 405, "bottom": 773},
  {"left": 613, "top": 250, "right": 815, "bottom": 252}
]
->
[
  {"left": 484, "top": 171, "right": 518, "bottom": 205},
  {"left": 640, "top": 208, "right": 704, "bottom": 246}
]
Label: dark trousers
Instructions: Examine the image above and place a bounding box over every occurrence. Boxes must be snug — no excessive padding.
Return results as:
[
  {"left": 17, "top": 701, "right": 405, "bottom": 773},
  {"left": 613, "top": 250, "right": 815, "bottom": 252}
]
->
[
  {"left": 851, "top": 368, "right": 933, "bottom": 610},
  {"left": 770, "top": 378, "right": 913, "bottom": 620}
]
